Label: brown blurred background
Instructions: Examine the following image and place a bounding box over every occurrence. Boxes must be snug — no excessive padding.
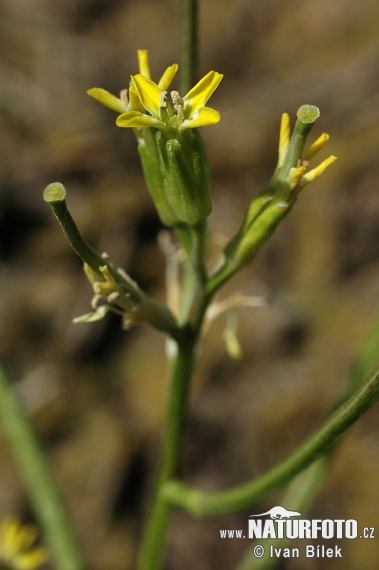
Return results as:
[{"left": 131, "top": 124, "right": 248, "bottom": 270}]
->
[{"left": 1, "top": 0, "right": 379, "bottom": 568}]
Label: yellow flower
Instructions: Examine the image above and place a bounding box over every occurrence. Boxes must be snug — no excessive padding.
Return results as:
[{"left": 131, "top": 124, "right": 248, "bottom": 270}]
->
[
  {"left": 0, "top": 517, "right": 49, "bottom": 570},
  {"left": 116, "top": 69, "right": 223, "bottom": 132},
  {"left": 275, "top": 111, "right": 337, "bottom": 190},
  {"left": 87, "top": 50, "right": 223, "bottom": 227},
  {"left": 87, "top": 48, "right": 223, "bottom": 134}
]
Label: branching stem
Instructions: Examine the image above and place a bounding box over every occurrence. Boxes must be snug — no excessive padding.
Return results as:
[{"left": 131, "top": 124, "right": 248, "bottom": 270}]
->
[{"left": 161, "top": 366, "right": 379, "bottom": 516}]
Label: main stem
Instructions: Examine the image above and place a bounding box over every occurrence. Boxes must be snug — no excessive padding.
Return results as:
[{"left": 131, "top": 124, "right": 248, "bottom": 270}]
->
[
  {"left": 136, "top": 333, "right": 197, "bottom": 570},
  {"left": 137, "top": 223, "right": 208, "bottom": 570},
  {"left": 137, "top": 2, "right": 202, "bottom": 565},
  {"left": 180, "top": 0, "right": 198, "bottom": 95}
]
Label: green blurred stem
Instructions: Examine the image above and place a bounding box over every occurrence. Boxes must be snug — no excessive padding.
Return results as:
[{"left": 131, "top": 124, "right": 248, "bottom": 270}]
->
[
  {"left": 161, "top": 365, "right": 379, "bottom": 516},
  {"left": 236, "top": 458, "right": 329, "bottom": 570},
  {"left": 347, "top": 306, "right": 379, "bottom": 397},
  {"left": 0, "top": 362, "right": 86, "bottom": 570},
  {"left": 180, "top": 0, "right": 198, "bottom": 95},
  {"left": 236, "top": 307, "right": 379, "bottom": 570}
]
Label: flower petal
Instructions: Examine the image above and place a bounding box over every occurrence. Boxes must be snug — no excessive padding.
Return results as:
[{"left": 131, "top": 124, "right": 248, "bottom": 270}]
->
[
  {"left": 137, "top": 49, "right": 151, "bottom": 79},
  {"left": 87, "top": 88, "right": 127, "bottom": 113},
  {"left": 15, "top": 547, "right": 50, "bottom": 569},
  {"left": 73, "top": 305, "right": 110, "bottom": 323},
  {"left": 128, "top": 85, "right": 145, "bottom": 113},
  {"left": 116, "top": 111, "right": 164, "bottom": 129},
  {"left": 131, "top": 74, "right": 161, "bottom": 117},
  {"left": 158, "top": 64, "right": 178, "bottom": 91},
  {"left": 278, "top": 112, "right": 290, "bottom": 167},
  {"left": 179, "top": 106, "right": 220, "bottom": 130},
  {"left": 289, "top": 165, "right": 306, "bottom": 183},
  {"left": 300, "top": 155, "right": 338, "bottom": 187},
  {"left": 303, "top": 132, "right": 329, "bottom": 160},
  {"left": 182, "top": 71, "right": 223, "bottom": 117},
  {"left": 12, "top": 525, "right": 38, "bottom": 550}
]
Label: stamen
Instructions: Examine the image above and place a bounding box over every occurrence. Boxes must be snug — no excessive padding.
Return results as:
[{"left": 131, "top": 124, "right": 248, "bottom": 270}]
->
[
  {"left": 91, "top": 293, "right": 102, "bottom": 309},
  {"left": 107, "top": 292, "right": 120, "bottom": 303},
  {"left": 171, "top": 91, "right": 184, "bottom": 122},
  {"left": 171, "top": 91, "right": 183, "bottom": 106}
]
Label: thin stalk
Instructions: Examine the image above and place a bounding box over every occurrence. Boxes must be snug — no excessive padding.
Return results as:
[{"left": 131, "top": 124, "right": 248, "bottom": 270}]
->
[
  {"left": 237, "top": 305, "right": 379, "bottom": 570},
  {"left": 206, "top": 259, "right": 240, "bottom": 297},
  {"left": 346, "top": 306, "right": 379, "bottom": 397},
  {"left": 161, "top": 366, "right": 379, "bottom": 516},
  {"left": 0, "top": 362, "right": 86, "bottom": 570},
  {"left": 180, "top": 0, "right": 198, "bottom": 95}
]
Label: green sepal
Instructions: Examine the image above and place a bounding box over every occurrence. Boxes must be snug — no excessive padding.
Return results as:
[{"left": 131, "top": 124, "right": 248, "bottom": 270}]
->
[
  {"left": 225, "top": 193, "right": 296, "bottom": 269},
  {"left": 137, "top": 129, "right": 179, "bottom": 227},
  {"left": 188, "top": 129, "right": 212, "bottom": 218},
  {"left": 224, "top": 187, "right": 276, "bottom": 262},
  {"left": 162, "top": 139, "right": 199, "bottom": 226},
  {"left": 162, "top": 135, "right": 212, "bottom": 226}
]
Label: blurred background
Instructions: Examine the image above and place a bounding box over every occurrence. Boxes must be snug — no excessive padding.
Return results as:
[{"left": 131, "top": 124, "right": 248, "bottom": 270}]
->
[{"left": 1, "top": 0, "right": 379, "bottom": 568}]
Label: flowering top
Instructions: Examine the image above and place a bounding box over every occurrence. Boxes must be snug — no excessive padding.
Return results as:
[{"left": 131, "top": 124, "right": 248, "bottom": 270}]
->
[
  {"left": 272, "top": 106, "right": 337, "bottom": 191},
  {"left": 87, "top": 50, "right": 223, "bottom": 136}
]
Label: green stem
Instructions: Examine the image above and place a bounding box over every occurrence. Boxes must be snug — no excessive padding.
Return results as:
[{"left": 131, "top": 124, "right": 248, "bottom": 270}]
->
[
  {"left": 0, "top": 362, "right": 86, "bottom": 570},
  {"left": 179, "top": 222, "right": 208, "bottom": 326},
  {"left": 237, "top": 304, "right": 379, "bottom": 570},
  {"left": 136, "top": 334, "right": 197, "bottom": 570},
  {"left": 162, "top": 366, "right": 379, "bottom": 516},
  {"left": 180, "top": 0, "right": 198, "bottom": 95},
  {"left": 44, "top": 183, "right": 179, "bottom": 339},
  {"left": 136, "top": 227, "right": 207, "bottom": 570},
  {"left": 43, "top": 184, "right": 111, "bottom": 282},
  {"left": 206, "top": 258, "right": 240, "bottom": 297},
  {"left": 236, "top": 458, "right": 329, "bottom": 570},
  {"left": 347, "top": 306, "right": 379, "bottom": 397}
]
